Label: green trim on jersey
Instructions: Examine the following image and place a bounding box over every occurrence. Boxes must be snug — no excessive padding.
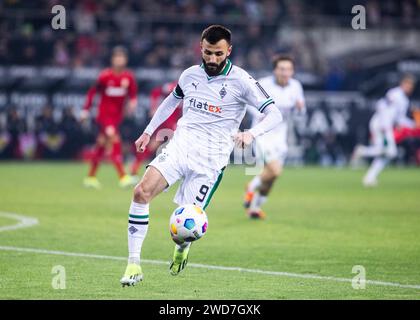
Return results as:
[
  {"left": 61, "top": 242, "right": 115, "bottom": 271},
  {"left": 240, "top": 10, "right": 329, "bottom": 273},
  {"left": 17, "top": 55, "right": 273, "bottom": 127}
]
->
[
  {"left": 258, "top": 98, "right": 274, "bottom": 112},
  {"left": 203, "top": 168, "right": 225, "bottom": 210},
  {"left": 172, "top": 91, "right": 183, "bottom": 99},
  {"left": 201, "top": 59, "right": 232, "bottom": 80},
  {"left": 220, "top": 59, "right": 232, "bottom": 76}
]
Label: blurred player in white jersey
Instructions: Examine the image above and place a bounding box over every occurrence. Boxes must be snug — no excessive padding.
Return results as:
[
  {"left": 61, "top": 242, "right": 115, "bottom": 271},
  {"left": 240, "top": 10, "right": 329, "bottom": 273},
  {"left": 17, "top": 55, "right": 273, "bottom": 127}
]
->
[
  {"left": 351, "top": 74, "right": 416, "bottom": 187},
  {"left": 120, "top": 25, "right": 283, "bottom": 286},
  {"left": 244, "top": 55, "right": 305, "bottom": 219}
]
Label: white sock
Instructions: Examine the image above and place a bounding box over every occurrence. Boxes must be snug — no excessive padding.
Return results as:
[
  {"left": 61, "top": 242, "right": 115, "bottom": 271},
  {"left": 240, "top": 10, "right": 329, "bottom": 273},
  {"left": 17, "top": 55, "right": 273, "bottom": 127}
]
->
[
  {"left": 250, "top": 192, "right": 267, "bottom": 211},
  {"left": 364, "top": 157, "right": 388, "bottom": 182},
  {"left": 127, "top": 201, "right": 149, "bottom": 264},
  {"left": 248, "top": 175, "right": 262, "bottom": 192},
  {"left": 256, "top": 195, "right": 267, "bottom": 208}
]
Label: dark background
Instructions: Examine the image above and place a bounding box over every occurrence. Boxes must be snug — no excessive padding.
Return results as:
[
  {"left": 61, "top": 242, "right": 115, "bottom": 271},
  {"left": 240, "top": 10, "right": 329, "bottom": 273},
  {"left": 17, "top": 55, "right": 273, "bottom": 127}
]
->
[{"left": 0, "top": 0, "right": 419, "bottom": 165}]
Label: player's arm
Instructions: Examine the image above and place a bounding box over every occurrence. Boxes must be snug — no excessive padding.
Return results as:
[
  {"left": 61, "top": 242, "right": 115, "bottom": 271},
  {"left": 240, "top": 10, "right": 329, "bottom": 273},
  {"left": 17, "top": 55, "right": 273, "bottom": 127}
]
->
[
  {"left": 246, "top": 104, "right": 264, "bottom": 120},
  {"left": 80, "top": 86, "right": 96, "bottom": 121},
  {"left": 234, "top": 75, "right": 283, "bottom": 148},
  {"left": 80, "top": 73, "right": 105, "bottom": 121},
  {"left": 396, "top": 103, "right": 416, "bottom": 128},
  {"left": 235, "top": 104, "right": 282, "bottom": 148},
  {"left": 295, "top": 81, "right": 306, "bottom": 115},
  {"left": 387, "top": 88, "right": 415, "bottom": 128},
  {"left": 135, "top": 85, "right": 183, "bottom": 152},
  {"left": 249, "top": 104, "right": 282, "bottom": 137},
  {"left": 126, "top": 73, "right": 138, "bottom": 116}
]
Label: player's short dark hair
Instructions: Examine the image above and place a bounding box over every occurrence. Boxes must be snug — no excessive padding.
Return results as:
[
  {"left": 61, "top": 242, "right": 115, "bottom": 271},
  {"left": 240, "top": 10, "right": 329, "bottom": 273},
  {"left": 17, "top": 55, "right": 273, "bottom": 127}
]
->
[
  {"left": 112, "top": 45, "right": 128, "bottom": 57},
  {"left": 272, "top": 54, "right": 295, "bottom": 69},
  {"left": 201, "top": 25, "right": 232, "bottom": 45}
]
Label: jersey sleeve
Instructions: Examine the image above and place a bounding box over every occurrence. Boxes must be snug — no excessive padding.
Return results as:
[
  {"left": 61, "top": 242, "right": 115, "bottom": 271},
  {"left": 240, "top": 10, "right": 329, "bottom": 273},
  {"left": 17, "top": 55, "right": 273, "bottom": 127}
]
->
[
  {"left": 296, "top": 81, "right": 305, "bottom": 105},
  {"left": 128, "top": 73, "right": 138, "bottom": 100},
  {"left": 385, "top": 88, "right": 404, "bottom": 108},
  {"left": 172, "top": 70, "right": 187, "bottom": 99},
  {"left": 83, "top": 71, "right": 107, "bottom": 110},
  {"left": 241, "top": 73, "right": 274, "bottom": 113}
]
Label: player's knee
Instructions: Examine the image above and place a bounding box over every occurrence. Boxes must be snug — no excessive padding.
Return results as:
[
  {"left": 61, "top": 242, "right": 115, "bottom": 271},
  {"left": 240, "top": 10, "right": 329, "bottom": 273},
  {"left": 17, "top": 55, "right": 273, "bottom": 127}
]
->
[
  {"left": 133, "top": 181, "right": 153, "bottom": 203},
  {"left": 267, "top": 163, "right": 282, "bottom": 178},
  {"left": 271, "top": 166, "right": 282, "bottom": 178}
]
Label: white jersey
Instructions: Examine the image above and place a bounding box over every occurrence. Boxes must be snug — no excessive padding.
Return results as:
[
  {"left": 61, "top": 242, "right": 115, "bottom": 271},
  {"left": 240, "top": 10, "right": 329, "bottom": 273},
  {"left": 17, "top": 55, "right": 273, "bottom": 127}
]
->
[
  {"left": 259, "top": 76, "right": 305, "bottom": 120},
  {"left": 249, "top": 76, "right": 304, "bottom": 129},
  {"left": 171, "top": 59, "right": 274, "bottom": 172},
  {"left": 247, "top": 76, "right": 304, "bottom": 163},
  {"left": 373, "top": 86, "right": 413, "bottom": 130}
]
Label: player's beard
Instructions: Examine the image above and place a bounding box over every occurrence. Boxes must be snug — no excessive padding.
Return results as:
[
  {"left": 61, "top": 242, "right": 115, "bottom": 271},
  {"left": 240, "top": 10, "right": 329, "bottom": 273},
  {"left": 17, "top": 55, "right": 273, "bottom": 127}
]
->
[{"left": 202, "top": 58, "right": 227, "bottom": 77}]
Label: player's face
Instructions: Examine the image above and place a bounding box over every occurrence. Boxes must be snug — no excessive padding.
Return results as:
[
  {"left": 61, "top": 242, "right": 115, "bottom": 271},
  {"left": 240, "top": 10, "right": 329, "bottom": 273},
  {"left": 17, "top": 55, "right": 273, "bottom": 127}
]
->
[
  {"left": 401, "top": 79, "right": 415, "bottom": 96},
  {"left": 111, "top": 53, "right": 127, "bottom": 69},
  {"left": 274, "top": 60, "right": 294, "bottom": 86},
  {"left": 201, "top": 39, "right": 232, "bottom": 76}
]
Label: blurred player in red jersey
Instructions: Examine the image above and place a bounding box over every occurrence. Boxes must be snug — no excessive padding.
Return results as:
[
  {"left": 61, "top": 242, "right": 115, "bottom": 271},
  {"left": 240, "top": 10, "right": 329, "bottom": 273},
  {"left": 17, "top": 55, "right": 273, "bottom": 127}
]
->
[
  {"left": 81, "top": 46, "right": 138, "bottom": 188},
  {"left": 130, "top": 81, "right": 182, "bottom": 178}
]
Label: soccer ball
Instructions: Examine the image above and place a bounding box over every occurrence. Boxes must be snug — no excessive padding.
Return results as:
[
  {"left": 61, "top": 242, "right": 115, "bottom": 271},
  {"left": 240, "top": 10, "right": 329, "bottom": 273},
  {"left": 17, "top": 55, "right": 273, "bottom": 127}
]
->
[{"left": 169, "top": 204, "right": 208, "bottom": 244}]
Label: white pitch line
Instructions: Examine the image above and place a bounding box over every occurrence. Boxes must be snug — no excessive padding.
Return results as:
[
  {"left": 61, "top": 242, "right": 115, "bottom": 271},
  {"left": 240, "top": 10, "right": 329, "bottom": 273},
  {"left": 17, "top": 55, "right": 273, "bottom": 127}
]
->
[
  {"left": 1, "top": 245, "right": 420, "bottom": 290},
  {"left": 0, "top": 212, "right": 39, "bottom": 232}
]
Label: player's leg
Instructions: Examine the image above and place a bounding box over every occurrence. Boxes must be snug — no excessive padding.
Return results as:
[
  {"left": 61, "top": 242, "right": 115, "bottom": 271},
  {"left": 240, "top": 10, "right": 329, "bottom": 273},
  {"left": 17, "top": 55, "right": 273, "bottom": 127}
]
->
[
  {"left": 246, "top": 129, "right": 285, "bottom": 219},
  {"left": 84, "top": 132, "right": 106, "bottom": 188},
  {"left": 363, "top": 157, "right": 388, "bottom": 187},
  {"left": 121, "top": 165, "right": 169, "bottom": 286},
  {"left": 248, "top": 160, "right": 282, "bottom": 219},
  {"left": 122, "top": 141, "right": 183, "bottom": 286},
  {"left": 244, "top": 135, "right": 267, "bottom": 208},
  {"left": 244, "top": 174, "right": 262, "bottom": 208},
  {"left": 104, "top": 126, "right": 134, "bottom": 187},
  {"left": 169, "top": 167, "right": 224, "bottom": 276},
  {"left": 352, "top": 118, "right": 383, "bottom": 165},
  {"left": 363, "top": 128, "right": 397, "bottom": 187}
]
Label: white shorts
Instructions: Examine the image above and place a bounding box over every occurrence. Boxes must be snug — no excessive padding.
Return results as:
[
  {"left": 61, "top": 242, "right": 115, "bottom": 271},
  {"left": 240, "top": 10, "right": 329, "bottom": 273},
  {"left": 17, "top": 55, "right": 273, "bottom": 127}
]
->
[
  {"left": 147, "top": 138, "right": 225, "bottom": 209},
  {"left": 255, "top": 123, "right": 288, "bottom": 164}
]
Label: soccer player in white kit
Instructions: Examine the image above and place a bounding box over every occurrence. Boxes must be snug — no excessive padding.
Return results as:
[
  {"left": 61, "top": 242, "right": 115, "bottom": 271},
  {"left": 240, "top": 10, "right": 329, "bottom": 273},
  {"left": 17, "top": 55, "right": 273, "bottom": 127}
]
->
[
  {"left": 244, "top": 56, "right": 305, "bottom": 219},
  {"left": 120, "top": 25, "right": 283, "bottom": 286},
  {"left": 351, "top": 75, "right": 416, "bottom": 187}
]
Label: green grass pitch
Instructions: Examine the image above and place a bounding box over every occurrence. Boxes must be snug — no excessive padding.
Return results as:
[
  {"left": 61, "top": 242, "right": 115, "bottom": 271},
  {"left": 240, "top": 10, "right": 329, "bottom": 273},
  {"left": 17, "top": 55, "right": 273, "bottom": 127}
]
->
[{"left": 0, "top": 162, "right": 420, "bottom": 299}]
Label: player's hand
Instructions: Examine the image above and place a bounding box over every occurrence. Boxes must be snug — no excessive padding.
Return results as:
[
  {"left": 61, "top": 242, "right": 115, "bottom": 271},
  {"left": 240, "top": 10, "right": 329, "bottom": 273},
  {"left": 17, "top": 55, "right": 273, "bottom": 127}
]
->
[
  {"left": 80, "top": 109, "right": 89, "bottom": 122},
  {"left": 135, "top": 133, "right": 150, "bottom": 153},
  {"left": 296, "top": 100, "right": 305, "bottom": 111},
  {"left": 233, "top": 131, "right": 254, "bottom": 149},
  {"left": 127, "top": 99, "right": 137, "bottom": 116}
]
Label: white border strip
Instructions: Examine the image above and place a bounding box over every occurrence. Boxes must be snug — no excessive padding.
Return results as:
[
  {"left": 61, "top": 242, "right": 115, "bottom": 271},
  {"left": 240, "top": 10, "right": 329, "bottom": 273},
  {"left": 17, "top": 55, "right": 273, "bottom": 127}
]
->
[
  {"left": 1, "top": 245, "right": 419, "bottom": 290},
  {"left": 0, "top": 212, "right": 39, "bottom": 232}
]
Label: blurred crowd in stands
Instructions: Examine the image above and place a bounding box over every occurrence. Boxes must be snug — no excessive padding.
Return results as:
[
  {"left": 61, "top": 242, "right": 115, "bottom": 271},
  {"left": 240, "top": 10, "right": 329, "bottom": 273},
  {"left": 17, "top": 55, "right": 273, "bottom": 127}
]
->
[
  {"left": 1, "top": 0, "right": 419, "bottom": 164},
  {"left": 0, "top": 0, "right": 419, "bottom": 73},
  {"left": 0, "top": 104, "right": 143, "bottom": 161}
]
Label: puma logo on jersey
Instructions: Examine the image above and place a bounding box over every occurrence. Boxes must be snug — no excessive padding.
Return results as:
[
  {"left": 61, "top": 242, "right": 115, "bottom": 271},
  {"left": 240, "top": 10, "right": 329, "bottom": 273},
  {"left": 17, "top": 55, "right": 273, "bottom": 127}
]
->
[{"left": 188, "top": 98, "right": 222, "bottom": 114}]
